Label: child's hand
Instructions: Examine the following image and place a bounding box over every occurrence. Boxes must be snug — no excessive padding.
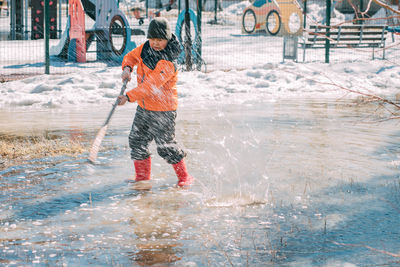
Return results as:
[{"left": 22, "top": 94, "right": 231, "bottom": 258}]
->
[
  {"left": 117, "top": 95, "right": 128, "bottom": 105},
  {"left": 121, "top": 67, "right": 131, "bottom": 82}
]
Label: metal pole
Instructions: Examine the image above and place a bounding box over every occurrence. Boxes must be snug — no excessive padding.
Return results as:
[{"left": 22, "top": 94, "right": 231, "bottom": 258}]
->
[
  {"left": 59, "top": 0, "right": 62, "bottom": 38},
  {"left": 303, "top": 0, "right": 307, "bottom": 29},
  {"left": 214, "top": 0, "right": 217, "bottom": 22},
  {"left": 10, "top": 0, "right": 16, "bottom": 39},
  {"left": 13, "top": 0, "right": 23, "bottom": 39},
  {"left": 325, "top": 0, "right": 330, "bottom": 63},
  {"left": 359, "top": 0, "right": 364, "bottom": 24},
  {"left": 197, "top": 0, "right": 202, "bottom": 70},
  {"left": 24, "top": 0, "right": 28, "bottom": 39},
  {"left": 178, "top": 0, "right": 181, "bottom": 15},
  {"left": 184, "top": 0, "right": 192, "bottom": 71},
  {"left": 45, "top": 0, "right": 50, "bottom": 74},
  {"left": 21, "top": 0, "right": 24, "bottom": 39}
]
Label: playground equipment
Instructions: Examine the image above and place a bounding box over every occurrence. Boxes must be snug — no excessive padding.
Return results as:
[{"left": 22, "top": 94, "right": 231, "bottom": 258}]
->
[
  {"left": 7, "top": 0, "right": 60, "bottom": 40},
  {"left": 68, "top": 0, "right": 86, "bottom": 62},
  {"left": 175, "top": 8, "right": 201, "bottom": 67},
  {"left": 242, "top": 0, "right": 303, "bottom": 36},
  {"left": 51, "top": 0, "right": 136, "bottom": 63},
  {"left": 31, "top": 0, "right": 58, "bottom": 39},
  {"left": 175, "top": 0, "right": 204, "bottom": 71}
]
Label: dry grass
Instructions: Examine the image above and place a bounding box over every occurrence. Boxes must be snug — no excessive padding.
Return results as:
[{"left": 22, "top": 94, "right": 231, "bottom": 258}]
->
[
  {"left": 0, "top": 73, "right": 40, "bottom": 83},
  {"left": 0, "top": 132, "right": 87, "bottom": 168}
]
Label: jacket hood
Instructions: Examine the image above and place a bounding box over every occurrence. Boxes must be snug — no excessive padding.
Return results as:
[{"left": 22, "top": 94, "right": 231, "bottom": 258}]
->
[
  {"left": 164, "top": 34, "right": 181, "bottom": 60},
  {"left": 141, "top": 34, "right": 181, "bottom": 70}
]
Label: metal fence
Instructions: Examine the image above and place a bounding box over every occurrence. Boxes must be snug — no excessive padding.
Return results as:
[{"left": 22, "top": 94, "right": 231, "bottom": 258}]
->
[{"left": 1, "top": 0, "right": 400, "bottom": 81}]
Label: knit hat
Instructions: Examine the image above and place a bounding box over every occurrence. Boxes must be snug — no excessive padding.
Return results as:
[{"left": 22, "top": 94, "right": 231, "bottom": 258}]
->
[{"left": 147, "top": 17, "right": 172, "bottom": 40}]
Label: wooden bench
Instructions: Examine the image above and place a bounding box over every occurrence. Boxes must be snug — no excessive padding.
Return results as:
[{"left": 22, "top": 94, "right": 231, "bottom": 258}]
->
[{"left": 299, "top": 24, "right": 387, "bottom": 62}]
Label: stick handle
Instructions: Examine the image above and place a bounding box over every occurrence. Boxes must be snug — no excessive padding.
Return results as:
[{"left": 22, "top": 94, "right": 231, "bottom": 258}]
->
[{"left": 103, "top": 80, "right": 127, "bottom": 126}]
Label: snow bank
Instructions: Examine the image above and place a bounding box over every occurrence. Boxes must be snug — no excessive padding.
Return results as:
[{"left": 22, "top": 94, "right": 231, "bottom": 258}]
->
[{"left": 1, "top": 59, "right": 399, "bottom": 109}]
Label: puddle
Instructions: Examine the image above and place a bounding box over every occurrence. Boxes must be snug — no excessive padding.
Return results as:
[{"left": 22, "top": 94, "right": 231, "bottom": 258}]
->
[{"left": 0, "top": 99, "right": 399, "bottom": 265}]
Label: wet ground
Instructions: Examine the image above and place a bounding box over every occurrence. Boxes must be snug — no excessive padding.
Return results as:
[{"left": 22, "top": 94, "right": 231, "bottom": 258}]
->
[{"left": 0, "top": 99, "right": 399, "bottom": 266}]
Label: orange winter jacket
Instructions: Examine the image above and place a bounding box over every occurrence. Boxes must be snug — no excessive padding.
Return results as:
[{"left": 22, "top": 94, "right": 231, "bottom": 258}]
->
[{"left": 121, "top": 35, "right": 181, "bottom": 111}]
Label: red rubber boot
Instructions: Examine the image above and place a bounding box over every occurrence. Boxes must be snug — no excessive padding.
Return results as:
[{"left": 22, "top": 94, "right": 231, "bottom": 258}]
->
[
  {"left": 134, "top": 157, "right": 151, "bottom": 181},
  {"left": 172, "top": 159, "right": 194, "bottom": 187}
]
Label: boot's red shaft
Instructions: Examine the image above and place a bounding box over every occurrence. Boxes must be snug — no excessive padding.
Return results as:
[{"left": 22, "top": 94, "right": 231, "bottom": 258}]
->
[
  {"left": 172, "top": 159, "right": 194, "bottom": 187},
  {"left": 134, "top": 157, "right": 151, "bottom": 181}
]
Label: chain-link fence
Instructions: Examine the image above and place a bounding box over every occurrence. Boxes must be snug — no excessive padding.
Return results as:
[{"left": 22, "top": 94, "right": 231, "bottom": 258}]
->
[{"left": 1, "top": 0, "right": 400, "bottom": 81}]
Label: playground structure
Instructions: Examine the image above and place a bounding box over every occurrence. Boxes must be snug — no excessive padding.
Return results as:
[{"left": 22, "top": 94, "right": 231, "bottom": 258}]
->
[
  {"left": 52, "top": 0, "right": 204, "bottom": 68},
  {"left": 31, "top": 0, "right": 58, "bottom": 40},
  {"left": 51, "top": 0, "right": 137, "bottom": 63},
  {"left": 5, "top": 0, "right": 136, "bottom": 63},
  {"left": 4, "top": 0, "right": 204, "bottom": 67},
  {"left": 66, "top": 0, "right": 86, "bottom": 62},
  {"left": 175, "top": 8, "right": 202, "bottom": 68},
  {"left": 7, "top": 0, "right": 60, "bottom": 40},
  {"left": 242, "top": 0, "right": 304, "bottom": 36}
]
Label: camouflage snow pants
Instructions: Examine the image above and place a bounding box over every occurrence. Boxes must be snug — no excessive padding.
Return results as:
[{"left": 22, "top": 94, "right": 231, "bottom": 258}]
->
[{"left": 128, "top": 106, "right": 186, "bottom": 164}]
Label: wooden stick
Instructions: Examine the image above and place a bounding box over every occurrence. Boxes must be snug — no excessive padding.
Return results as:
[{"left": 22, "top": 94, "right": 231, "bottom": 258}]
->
[{"left": 88, "top": 81, "right": 127, "bottom": 163}]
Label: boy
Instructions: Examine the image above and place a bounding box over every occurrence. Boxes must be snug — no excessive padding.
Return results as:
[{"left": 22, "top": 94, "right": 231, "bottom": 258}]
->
[{"left": 118, "top": 17, "right": 194, "bottom": 187}]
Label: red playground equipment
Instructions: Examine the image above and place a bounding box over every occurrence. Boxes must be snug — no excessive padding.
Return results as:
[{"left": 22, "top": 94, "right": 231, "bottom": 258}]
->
[{"left": 69, "top": 0, "right": 86, "bottom": 62}]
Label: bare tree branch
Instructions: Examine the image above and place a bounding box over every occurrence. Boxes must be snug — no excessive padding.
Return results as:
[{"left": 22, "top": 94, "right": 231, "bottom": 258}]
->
[
  {"left": 316, "top": 74, "right": 400, "bottom": 110},
  {"left": 283, "top": 67, "right": 400, "bottom": 109},
  {"left": 279, "top": 66, "right": 400, "bottom": 121},
  {"left": 372, "top": 0, "right": 400, "bottom": 16}
]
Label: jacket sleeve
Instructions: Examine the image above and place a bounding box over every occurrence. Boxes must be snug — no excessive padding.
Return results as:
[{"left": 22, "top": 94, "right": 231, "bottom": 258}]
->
[
  {"left": 121, "top": 45, "right": 142, "bottom": 71},
  {"left": 126, "top": 60, "right": 176, "bottom": 102}
]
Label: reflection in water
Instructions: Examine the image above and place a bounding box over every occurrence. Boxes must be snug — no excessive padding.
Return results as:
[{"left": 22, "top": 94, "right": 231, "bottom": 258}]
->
[
  {"left": 0, "top": 99, "right": 399, "bottom": 265},
  {"left": 128, "top": 186, "right": 183, "bottom": 265}
]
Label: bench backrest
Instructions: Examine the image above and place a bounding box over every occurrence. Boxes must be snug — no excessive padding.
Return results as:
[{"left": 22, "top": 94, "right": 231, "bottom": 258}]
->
[{"left": 306, "top": 24, "right": 387, "bottom": 48}]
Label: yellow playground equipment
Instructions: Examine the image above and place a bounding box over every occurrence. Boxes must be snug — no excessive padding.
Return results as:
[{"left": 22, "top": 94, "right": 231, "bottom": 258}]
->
[{"left": 242, "top": 0, "right": 303, "bottom": 36}]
